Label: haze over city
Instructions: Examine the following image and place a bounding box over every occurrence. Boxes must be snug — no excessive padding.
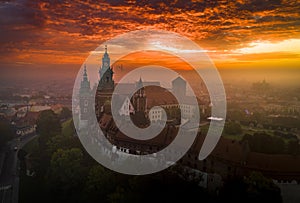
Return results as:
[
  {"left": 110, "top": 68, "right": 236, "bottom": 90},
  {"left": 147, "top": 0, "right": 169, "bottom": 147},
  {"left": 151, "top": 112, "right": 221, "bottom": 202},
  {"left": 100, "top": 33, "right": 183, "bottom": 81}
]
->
[
  {"left": 0, "top": 0, "right": 299, "bottom": 88},
  {"left": 0, "top": 1, "right": 300, "bottom": 203}
]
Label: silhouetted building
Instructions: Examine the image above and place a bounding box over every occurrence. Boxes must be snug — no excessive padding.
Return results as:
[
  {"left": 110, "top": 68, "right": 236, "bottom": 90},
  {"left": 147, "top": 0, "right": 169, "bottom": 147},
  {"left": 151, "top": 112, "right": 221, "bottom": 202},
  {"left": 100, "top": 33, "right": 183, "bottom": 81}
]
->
[
  {"left": 79, "top": 65, "right": 91, "bottom": 126},
  {"left": 98, "top": 45, "right": 114, "bottom": 92},
  {"left": 96, "top": 46, "right": 114, "bottom": 116},
  {"left": 92, "top": 47, "right": 300, "bottom": 186}
]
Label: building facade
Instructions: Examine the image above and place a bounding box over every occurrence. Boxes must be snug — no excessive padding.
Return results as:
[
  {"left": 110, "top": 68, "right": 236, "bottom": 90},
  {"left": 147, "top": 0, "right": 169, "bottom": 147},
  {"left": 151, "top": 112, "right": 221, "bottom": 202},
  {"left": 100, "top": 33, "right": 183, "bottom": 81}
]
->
[{"left": 79, "top": 65, "right": 91, "bottom": 128}]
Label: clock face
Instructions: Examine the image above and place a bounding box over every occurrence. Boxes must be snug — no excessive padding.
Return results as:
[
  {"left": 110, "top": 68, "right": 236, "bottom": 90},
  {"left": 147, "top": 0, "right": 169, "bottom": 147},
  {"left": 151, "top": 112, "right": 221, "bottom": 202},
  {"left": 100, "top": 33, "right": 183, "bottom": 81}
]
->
[{"left": 104, "top": 62, "right": 108, "bottom": 67}]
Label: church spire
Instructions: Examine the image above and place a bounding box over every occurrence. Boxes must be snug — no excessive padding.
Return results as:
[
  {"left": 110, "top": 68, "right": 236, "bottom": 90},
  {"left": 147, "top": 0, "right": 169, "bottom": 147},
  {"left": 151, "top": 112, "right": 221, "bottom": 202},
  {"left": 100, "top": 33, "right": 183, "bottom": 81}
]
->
[
  {"left": 98, "top": 46, "right": 114, "bottom": 91},
  {"left": 99, "top": 45, "right": 111, "bottom": 79},
  {"left": 135, "top": 77, "right": 146, "bottom": 97},
  {"left": 103, "top": 45, "right": 109, "bottom": 59},
  {"left": 80, "top": 64, "right": 90, "bottom": 92},
  {"left": 83, "top": 64, "right": 88, "bottom": 79},
  {"left": 137, "top": 76, "right": 143, "bottom": 90}
]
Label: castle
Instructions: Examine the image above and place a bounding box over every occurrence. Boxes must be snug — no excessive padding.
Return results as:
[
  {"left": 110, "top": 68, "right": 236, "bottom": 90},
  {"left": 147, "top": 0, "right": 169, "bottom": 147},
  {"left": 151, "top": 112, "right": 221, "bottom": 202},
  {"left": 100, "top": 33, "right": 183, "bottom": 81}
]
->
[
  {"left": 79, "top": 46, "right": 203, "bottom": 126},
  {"left": 78, "top": 46, "right": 300, "bottom": 187}
]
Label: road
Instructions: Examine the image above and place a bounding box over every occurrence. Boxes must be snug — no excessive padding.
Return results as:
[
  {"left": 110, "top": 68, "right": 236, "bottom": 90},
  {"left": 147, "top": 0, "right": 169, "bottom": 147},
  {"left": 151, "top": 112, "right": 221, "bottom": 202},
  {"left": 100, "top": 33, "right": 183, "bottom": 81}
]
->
[{"left": 0, "top": 133, "right": 37, "bottom": 203}]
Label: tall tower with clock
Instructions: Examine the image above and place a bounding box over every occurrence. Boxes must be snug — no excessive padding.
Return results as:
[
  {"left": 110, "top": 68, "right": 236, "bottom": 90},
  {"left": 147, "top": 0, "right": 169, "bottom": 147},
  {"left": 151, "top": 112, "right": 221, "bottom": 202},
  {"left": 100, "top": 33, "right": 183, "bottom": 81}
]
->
[
  {"left": 98, "top": 45, "right": 114, "bottom": 91},
  {"left": 96, "top": 45, "right": 115, "bottom": 118}
]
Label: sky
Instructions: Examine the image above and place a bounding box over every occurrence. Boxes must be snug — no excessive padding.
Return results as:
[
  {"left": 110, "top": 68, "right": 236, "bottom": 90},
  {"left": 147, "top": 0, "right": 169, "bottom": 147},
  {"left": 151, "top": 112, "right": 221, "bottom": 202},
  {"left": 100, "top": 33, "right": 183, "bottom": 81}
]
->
[{"left": 0, "top": 0, "right": 299, "bottom": 85}]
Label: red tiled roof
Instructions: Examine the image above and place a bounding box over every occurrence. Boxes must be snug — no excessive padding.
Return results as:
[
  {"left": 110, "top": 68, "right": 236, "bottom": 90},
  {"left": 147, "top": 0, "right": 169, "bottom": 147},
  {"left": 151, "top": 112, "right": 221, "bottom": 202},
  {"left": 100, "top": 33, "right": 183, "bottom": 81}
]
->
[
  {"left": 15, "top": 111, "right": 40, "bottom": 126},
  {"left": 144, "top": 86, "right": 176, "bottom": 107}
]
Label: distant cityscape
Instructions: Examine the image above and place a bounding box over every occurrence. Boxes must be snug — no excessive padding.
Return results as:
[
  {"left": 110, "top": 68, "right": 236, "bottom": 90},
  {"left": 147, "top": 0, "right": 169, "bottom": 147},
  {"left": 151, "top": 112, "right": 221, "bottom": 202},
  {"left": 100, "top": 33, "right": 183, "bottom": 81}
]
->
[
  {"left": 74, "top": 47, "right": 300, "bottom": 200},
  {"left": 0, "top": 46, "right": 300, "bottom": 203}
]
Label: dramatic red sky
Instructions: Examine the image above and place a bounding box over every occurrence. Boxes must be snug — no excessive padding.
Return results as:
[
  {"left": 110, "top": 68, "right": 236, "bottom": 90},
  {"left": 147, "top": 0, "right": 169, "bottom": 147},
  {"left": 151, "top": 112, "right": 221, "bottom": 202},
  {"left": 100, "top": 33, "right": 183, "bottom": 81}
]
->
[{"left": 0, "top": 0, "right": 299, "bottom": 74}]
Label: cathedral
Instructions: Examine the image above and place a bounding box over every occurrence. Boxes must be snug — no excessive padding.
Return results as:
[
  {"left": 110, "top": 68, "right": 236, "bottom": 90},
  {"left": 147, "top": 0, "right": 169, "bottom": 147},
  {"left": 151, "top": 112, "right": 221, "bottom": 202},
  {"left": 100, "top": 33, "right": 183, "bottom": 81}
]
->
[
  {"left": 98, "top": 45, "right": 114, "bottom": 92},
  {"left": 79, "top": 45, "right": 197, "bottom": 126},
  {"left": 95, "top": 45, "right": 115, "bottom": 117},
  {"left": 79, "top": 45, "right": 148, "bottom": 122}
]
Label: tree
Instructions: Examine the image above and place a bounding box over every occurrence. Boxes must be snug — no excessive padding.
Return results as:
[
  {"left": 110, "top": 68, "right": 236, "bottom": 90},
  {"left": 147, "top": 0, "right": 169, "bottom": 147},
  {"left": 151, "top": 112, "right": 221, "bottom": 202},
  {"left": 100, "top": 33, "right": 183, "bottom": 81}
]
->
[
  {"left": 59, "top": 107, "right": 72, "bottom": 120},
  {"left": 224, "top": 122, "right": 242, "bottom": 135},
  {"left": 48, "top": 148, "right": 85, "bottom": 200},
  {"left": 220, "top": 172, "right": 281, "bottom": 203},
  {"left": 46, "top": 120, "right": 80, "bottom": 156},
  {"left": 228, "top": 110, "right": 245, "bottom": 122},
  {"left": 0, "top": 120, "right": 14, "bottom": 149},
  {"left": 245, "top": 172, "right": 282, "bottom": 203},
  {"left": 46, "top": 134, "right": 71, "bottom": 155},
  {"left": 108, "top": 187, "right": 127, "bottom": 203},
  {"left": 287, "top": 140, "right": 300, "bottom": 155},
  {"left": 61, "top": 119, "right": 75, "bottom": 137},
  {"left": 36, "top": 110, "right": 61, "bottom": 136},
  {"left": 84, "top": 165, "right": 117, "bottom": 202},
  {"left": 36, "top": 110, "right": 61, "bottom": 148},
  {"left": 242, "top": 132, "right": 285, "bottom": 154}
]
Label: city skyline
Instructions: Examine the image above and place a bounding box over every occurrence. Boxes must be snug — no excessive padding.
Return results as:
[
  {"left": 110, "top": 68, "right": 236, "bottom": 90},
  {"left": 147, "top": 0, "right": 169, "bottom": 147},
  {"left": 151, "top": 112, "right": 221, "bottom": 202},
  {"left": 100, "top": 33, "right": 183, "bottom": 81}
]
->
[{"left": 0, "top": 1, "right": 300, "bottom": 202}]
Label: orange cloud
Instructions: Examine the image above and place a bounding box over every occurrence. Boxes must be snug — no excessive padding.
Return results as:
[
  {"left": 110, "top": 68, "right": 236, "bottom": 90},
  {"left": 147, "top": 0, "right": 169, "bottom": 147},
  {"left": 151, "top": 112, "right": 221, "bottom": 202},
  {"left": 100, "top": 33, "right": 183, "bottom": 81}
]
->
[
  {"left": 0, "top": 0, "right": 299, "bottom": 70},
  {"left": 112, "top": 50, "right": 194, "bottom": 81}
]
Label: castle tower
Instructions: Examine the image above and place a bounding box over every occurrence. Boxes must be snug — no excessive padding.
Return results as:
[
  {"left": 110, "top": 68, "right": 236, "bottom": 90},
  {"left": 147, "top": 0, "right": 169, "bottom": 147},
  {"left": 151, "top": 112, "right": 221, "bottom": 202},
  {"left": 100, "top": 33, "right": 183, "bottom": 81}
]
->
[
  {"left": 98, "top": 45, "right": 114, "bottom": 92},
  {"left": 79, "top": 65, "right": 91, "bottom": 123},
  {"left": 96, "top": 46, "right": 114, "bottom": 117}
]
